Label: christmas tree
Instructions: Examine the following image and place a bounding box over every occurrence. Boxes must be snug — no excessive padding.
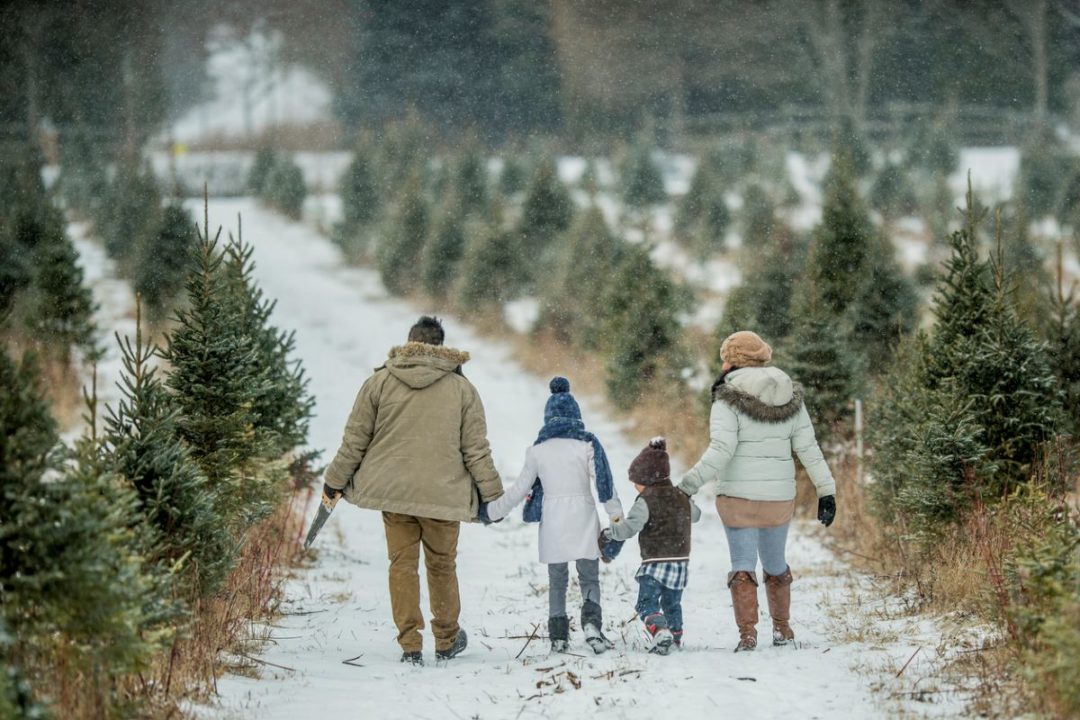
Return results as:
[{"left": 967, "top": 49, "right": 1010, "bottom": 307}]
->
[
  {"left": 869, "top": 161, "right": 918, "bottom": 223},
  {"left": 849, "top": 231, "right": 919, "bottom": 370},
  {"left": 222, "top": 231, "right": 313, "bottom": 456},
  {"left": 248, "top": 146, "right": 279, "bottom": 195},
  {"left": 539, "top": 206, "right": 625, "bottom": 345},
  {"left": 1040, "top": 244, "right": 1080, "bottom": 434},
  {"left": 677, "top": 164, "right": 730, "bottom": 259},
  {"left": 454, "top": 147, "right": 489, "bottom": 217},
  {"left": 517, "top": 155, "right": 573, "bottom": 267},
  {"left": 717, "top": 226, "right": 807, "bottom": 351},
  {"left": 98, "top": 163, "right": 162, "bottom": 266},
  {"left": 810, "top": 151, "right": 872, "bottom": 316},
  {"left": 378, "top": 171, "right": 430, "bottom": 295},
  {"left": 740, "top": 182, "right": 775, "bottom": 248},
  {"left": 422, "top": 195, "right": 468, "bottom": 298},
  {"left": 459, "top": 206, "right": 521, "bottom": 310},
  {"left": 262, "top": 155, "right": 307, "bottom": 221},
  {"left": 0, "top": 351, "right": 163, "bottom": 701},
  {"left": 786, "top": 278, "right": 860, "bottom": 438},
  {"left": 621, "top": 140, "right": 667, "bottom": 209},
  {"left": 134, "top": 203, "right": 197, "bottom": 323},
  {"left": 162, "top": 215, "right": 276, "bottom": 530},
  {"left": 340, "top": 145, "right": 381, "bottom": 231},
  {"left": 600, "top": 245, "right": 685, "bottom": 410},
  {"left": 870, "top": 186, "right": 1063, "bottom": 533},
  {"left": 103, "top": 303, "right": 235, "bottom": 595}
]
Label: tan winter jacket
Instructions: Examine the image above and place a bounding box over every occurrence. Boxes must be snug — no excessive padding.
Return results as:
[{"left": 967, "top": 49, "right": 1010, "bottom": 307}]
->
[{"left": 324, "top": 342, "right": 504, "bottom": 522}]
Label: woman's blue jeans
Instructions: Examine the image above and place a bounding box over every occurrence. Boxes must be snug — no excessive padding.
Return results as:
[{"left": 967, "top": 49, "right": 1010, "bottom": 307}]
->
[{"left": 723, "top": 522, "right": 790, "bottom": 577}]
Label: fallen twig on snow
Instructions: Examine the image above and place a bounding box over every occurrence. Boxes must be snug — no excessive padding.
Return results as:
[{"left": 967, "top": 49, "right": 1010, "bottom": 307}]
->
[
  {"left": 516, "top": 623, "right": 541, "bottom": 660},
  {"left": 236, "top": 653, "right": 296, "bottom": 673},
  {"left": 896, "top": 646, "right": 922, "bottom": 678},
  {"left": 342, "top": 654, "right": 364, "bottom": 667}
]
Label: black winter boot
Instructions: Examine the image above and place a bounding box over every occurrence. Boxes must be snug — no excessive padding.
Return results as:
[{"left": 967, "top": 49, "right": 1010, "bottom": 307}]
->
[
  {"left": 581, "top": 601, "right": 613, "bottom": 654},
  {"left": 548, "top": 615, "right": 570, "bottom": 653},
  {"left": 435, "top": 629, "right": 468, "bottom": 661}
]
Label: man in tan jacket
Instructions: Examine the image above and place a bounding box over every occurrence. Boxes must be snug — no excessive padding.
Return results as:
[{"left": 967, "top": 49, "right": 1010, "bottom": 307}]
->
[{"left": 323, "top": 316, "right": 504, "bottom": 665}]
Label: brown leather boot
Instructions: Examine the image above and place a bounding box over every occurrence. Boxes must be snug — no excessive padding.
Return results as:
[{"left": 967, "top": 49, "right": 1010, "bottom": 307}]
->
[
  {"left": 764, "top": 566, "right": 795, "bottom": 646},
  {"left": 727, "top": 570, "right": 758, "bottom": 652}
]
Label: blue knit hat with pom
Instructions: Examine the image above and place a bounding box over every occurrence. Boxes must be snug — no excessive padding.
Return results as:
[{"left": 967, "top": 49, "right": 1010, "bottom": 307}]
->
[{"left": 544, "top": 377, "right": 581, "bottom": 423}]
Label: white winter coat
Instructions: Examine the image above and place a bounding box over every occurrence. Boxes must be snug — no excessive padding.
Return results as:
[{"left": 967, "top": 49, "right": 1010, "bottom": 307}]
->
[
  {"left": 485, "top": 438, "right": 624, "bottom": 564},
  {"left": 678, "top": 366, "right": 836, "bottom": 501}
]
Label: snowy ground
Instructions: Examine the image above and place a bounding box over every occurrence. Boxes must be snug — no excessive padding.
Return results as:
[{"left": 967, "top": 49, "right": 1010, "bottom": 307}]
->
[{"left": 57, "top": 198, "right": 966, "bottom": 720}]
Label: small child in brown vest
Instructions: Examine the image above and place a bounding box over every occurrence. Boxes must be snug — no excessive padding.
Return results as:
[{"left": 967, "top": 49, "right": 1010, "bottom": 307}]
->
[{"left": 601, "top": 437, "right": 700, "bottom": 654}]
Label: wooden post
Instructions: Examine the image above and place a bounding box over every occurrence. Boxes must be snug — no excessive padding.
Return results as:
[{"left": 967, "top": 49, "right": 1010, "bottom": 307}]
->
[{"left": 854, "top": 398, "right": 864, "bottom": 483}]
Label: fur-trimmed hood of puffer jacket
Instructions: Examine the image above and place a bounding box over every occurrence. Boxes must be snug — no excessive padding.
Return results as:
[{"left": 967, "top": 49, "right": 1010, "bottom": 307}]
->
[
  {"left": 383, "top": 342, "right": 470, "bottom": 389},
  {"left": 713, "top": 367, "right": 804, "bottom": 424}
]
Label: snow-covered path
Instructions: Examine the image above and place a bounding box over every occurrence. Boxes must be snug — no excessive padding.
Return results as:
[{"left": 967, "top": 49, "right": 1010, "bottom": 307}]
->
[{"left": 160, "top": 199, "right": 944, "bottom": 720}]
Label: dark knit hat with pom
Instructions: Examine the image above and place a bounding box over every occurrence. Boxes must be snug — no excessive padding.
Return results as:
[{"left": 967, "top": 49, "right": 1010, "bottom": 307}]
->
[
  {"left": 544, "top": 376, "right": 582, "bottom": 424},
  {"left": 629, "top": 437, "right": 670, "bottom": 487}
]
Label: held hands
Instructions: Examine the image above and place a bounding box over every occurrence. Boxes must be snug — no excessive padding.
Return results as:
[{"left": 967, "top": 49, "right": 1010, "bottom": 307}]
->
[
  {"left": 817, "top": 495, "right": 836, "bottom": 527},
  {"left": 478, "top": 502, "right": 501, "bottom": 525},
  {"left": 598, "top": 528, "right": 624, "bottom": 563}
]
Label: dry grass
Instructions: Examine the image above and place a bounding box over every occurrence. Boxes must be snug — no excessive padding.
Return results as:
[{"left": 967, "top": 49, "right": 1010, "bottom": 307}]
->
[{"left": 138, "top": 486, "right": 313, "bottom": 715}]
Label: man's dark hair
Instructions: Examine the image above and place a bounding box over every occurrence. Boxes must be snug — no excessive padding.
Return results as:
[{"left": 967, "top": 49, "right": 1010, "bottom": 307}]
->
[{"left": 408, "top": 316, "right": 445, "bottom": 346}]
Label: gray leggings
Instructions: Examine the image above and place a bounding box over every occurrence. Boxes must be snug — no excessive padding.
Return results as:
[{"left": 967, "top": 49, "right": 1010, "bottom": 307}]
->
[
  {"left": 723, "top": 523, "right": 790, "bottom": 577},
  {"left": 548, "top": 559, "right": 600, "bottom": 618}
]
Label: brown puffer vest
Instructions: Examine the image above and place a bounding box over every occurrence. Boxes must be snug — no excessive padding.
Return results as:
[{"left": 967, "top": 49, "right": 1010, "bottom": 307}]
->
[{"left": 639, "top": 482, "right": 692, "bottom": 562}]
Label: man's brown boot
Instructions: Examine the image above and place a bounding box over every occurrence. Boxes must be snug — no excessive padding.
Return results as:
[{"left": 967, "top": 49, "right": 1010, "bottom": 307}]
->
[
  {"left": 764, "top": 566, "right": 795, "bottom": 646},
  {"left": 727, "top": 570, "right": 759, "bottom": 652}
]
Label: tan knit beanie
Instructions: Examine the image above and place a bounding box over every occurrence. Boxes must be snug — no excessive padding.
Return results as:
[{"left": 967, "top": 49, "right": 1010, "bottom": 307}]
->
[{"left": 720, "top": 330, "right": 772, "bottom": 367}]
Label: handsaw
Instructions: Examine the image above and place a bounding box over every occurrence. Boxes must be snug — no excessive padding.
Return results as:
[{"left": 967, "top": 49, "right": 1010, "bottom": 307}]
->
[{"left": 303, "top": 486, "right": 342, "bottom": 549}]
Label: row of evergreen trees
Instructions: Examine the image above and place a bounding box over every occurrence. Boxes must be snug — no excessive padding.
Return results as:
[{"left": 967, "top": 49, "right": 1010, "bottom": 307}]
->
[
  {"left": 330, "top": 131, "right": 690, "bottom": 411},
  {"left": 1, "top": 205, "right": 313, "bottom": 716}
]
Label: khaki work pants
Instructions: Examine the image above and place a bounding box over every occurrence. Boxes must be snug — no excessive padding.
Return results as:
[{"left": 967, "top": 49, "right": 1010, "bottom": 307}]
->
[{"left": 382, "top": 512, "right": 461, "bottom": 653}]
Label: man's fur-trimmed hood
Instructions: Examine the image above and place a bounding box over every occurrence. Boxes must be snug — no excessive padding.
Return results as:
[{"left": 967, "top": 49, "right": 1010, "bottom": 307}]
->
[
  {"left": 383, "top": 342, "right": 470, "bottom": 389},
  {"left": 713, "top": 367, "right": 804, "bottom": 424}
]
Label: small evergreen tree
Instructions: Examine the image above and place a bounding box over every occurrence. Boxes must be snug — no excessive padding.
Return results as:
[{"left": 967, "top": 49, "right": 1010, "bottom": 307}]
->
[
  {"left": 458, "top": 210, "right": 520, "bottom": 310},
  {"left": 0, "top": 229, "right": 31, "bottom": 315},
  {"left": 134, "top": 203, "right": 197, "bottom": 323},
  {"left": 454, "top": 148, "right": 489, "bottom": 216},
  {"left": 849, "top": 232, "right": 919, "bottom": 370},
  {"left": 378, "top": 172, "right": 430, "bottom": 295},
  {"left": 600, "top": 245, "right": 685, "bottom": 410},
  {"left": 340, "top": 147, "right": 380, "bottom": 230},
  {"left": 248, "top": 146, "right": 278, "bottom": 195},
  {"left": 0, "top": 351, "right": 163, "bottom": 699},
  {"left": 98, "top": 163, "right": 161, "bottom": 266},
  {"left": 518, "top": 155, "right": 573, "bottom": 264},
  {"left": 621, "top": 141, "right": 667, "bottom": 208},
  {"left": 740, "top": 182, "right": 775, "bottom": 248},
  {"left": 163, "top": 220, "right": 275, "bottom": 530},
  {"left": 869, "top": 162, "right": 918, "bottom": 222},
  {"left": 103, "top": 305, "right": 235, "bottom": 595},
  {"left": 678, "top": 165, "right": 730, "bottom": 259},
  {"left": 907, "top": 121, "right": 958, "bottom": 177},
  {"left": 538, "top": 206, "right": 625, "bottom": 345},
  {"left": 786, "top": 280, "right": 860, "bottom": 438},
  {"left": 717, "top": 227, "right": 807, "bottom": 349},
  {"left": 811, "top": 151, "right": 872, "bottom": 316},
  {"left": 1018, "top": 130, "right": 1070, "bottom": 219},
  {"left": 422, "top": 196, "right": 468, "bottom": 298},
  {"left": 870, "top": 188, "right": 1063, "bottom": 534},
  {"left": 222, "top": 233, "right": 313, "bottom": 456},
  {"left": 28, "top": 211, "right": 98, "bottom": 358},
  {"left": 262, "top": 155, "right": 307, "bottom": 221},
  {"left": 498, "top": 154, "right": 528, "bottom": 196},
  {"left": 1040, "top": 245, "right": 1080, "bottom": 434},
  {"left": 59, "top": 130, "right": 109, "bottom": 215}
]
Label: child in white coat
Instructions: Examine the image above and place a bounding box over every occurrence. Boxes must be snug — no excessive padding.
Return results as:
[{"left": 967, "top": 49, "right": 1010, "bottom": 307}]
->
[{"left": 482, "top": 377, "right": 623, "bottom": 654}]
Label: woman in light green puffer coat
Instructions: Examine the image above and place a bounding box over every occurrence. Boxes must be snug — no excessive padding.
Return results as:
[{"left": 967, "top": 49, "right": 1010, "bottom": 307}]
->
[{"left": 677, "top": 331, "right": 836, "bottom": 652}]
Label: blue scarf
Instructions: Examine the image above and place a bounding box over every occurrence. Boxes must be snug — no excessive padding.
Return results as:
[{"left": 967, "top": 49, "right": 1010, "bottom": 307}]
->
[{"left": 522, "top": 417, "right": 614, "bottom": 523}]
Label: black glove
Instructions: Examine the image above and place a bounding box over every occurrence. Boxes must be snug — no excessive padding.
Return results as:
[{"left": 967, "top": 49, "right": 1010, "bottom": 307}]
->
[
  {"left": 817, "top": 495, "right": 836, "bottom": 527},
  {"left": 322, "top": 484, "right": 342, "bottom": 500}
]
